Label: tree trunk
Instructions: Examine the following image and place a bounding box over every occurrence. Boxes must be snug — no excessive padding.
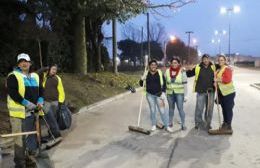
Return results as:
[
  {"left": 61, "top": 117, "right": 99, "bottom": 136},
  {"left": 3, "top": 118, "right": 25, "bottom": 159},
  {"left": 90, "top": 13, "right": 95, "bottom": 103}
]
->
[
  {"left": 73, "top": 13, "right": 87, "bottom": 74},
  {"left": 37, "top": 39, "right": 43, "bottom": 68},
  {"left": 97, "top": 42, "right": 102, "bottom": 71}
]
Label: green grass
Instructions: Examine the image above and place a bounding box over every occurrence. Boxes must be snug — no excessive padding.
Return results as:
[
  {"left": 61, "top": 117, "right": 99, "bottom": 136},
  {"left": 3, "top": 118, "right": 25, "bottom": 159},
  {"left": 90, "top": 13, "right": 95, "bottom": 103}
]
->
[
  {"left": 61, "top": 72, "right": 141, "bottom": 110},
  {"left": 0, "top": 72, "right": 141, "bottom": 133}
]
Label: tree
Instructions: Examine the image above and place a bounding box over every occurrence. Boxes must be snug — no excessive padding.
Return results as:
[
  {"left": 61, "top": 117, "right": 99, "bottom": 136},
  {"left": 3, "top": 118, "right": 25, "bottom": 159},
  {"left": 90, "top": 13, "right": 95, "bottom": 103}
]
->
[
  {"left": 118, "top": 39, "right": 140, "bottom": 67},
  {"left": 149, "top": 23, "right": 167, "bottom": 43},
  {"left": 118, "top": 39, "right": 164, "bottom": 66},
  {"left": 166, "top": 37, "right": 198, "bottom": 64}
]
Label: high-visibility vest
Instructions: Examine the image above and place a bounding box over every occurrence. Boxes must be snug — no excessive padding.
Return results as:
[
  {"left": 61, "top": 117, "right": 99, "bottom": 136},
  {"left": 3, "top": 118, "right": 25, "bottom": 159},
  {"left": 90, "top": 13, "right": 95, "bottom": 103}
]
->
[
  {"left": 193, "top": 64, "right": 216, "bottom": 92},
  {"left": 217, "top": 66, "right": 235, "bottom": 96},
  {"left": 143, "top": 69, "right": 164, "bottom": 94},
  {"left": 43, "top": 73, "right": 65, "bottom": 103},
  {"left": 7, "top": 71, "right": 44, "bottom": 119},
  {"left": 165, "top": 69, "right": 185, "bottom": 94}
]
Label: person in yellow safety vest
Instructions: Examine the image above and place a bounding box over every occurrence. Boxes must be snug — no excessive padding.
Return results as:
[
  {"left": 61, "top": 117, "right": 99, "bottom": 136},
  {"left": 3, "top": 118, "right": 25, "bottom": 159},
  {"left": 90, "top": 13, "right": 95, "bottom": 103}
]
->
[
  {"left": 186, "top": 54, "right": 216, "bottom": 130},
  {"left": 209, "top": 55, "right": 235, "bottom": 135},
  {"left": 139, "top": 59, "right": 173, "bottom": 132},
  {"left": 6, "top": 53, "right": 44, "bottom": 167},
  {"left": 165, "top": 57, "right": 188, "bottom": 130},
  {"left": 38, "top": 64, "right": 65, "bottom": 142}
]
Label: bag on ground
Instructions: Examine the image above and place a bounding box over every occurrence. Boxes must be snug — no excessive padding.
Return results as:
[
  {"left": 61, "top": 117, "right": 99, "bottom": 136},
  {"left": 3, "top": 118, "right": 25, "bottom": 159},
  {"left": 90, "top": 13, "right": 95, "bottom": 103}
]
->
[{"left": 57, "top": 104, "right": 72, "bottom": 130}]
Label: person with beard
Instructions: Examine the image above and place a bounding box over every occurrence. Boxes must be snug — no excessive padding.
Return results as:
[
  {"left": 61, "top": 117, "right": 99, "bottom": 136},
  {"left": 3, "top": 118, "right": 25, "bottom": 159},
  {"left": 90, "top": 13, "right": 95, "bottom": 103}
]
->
[{"left": 186, "top": 54, "right": 216, "bottom": 130}]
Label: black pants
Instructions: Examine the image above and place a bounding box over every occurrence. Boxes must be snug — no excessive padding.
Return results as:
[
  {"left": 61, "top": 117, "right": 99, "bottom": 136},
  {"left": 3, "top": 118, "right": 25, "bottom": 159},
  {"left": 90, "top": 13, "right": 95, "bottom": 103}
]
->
[{"left": 219, "top": 92, "right": 236, "bottom": 125}]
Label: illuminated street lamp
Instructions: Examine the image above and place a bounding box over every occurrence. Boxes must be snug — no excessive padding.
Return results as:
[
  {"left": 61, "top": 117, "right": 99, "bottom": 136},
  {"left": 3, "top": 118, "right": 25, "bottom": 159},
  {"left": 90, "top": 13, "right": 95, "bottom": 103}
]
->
[
  {"left": 164, "top": 35, "right": 177, "bottom": 65},
  {"left": 220, "top": 5, "right": 241, "bottom": 60},
  {"left": 211, "top": 38, "right": 221, "bottom": 55},
  {"left": 192, "top": 38, "right": 197, "bottom": 45},
  {"left": 170, "top": 35, "right": 177, "bottom": 42},
  {"left": 212, "top": 29, "right": 226, "bottom": 55}
]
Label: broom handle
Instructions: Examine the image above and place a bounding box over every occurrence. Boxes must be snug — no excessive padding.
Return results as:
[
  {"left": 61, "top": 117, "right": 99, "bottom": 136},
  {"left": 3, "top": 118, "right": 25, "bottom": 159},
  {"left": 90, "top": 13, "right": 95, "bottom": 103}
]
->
[
  {"left": 1, "top": 131, "right": 37, "bottom": 138},
  {"left": 42, "top": 115, "right": 56, "bottom": 141},
  {"left": 215, "top": 81, "right": 222, "bottom": 128},
  {"left": 137, "top": 90, "right": 144, "bottom": 126},
  {"left": 137, "top": 56, "right": 148, "bottom": 126}
]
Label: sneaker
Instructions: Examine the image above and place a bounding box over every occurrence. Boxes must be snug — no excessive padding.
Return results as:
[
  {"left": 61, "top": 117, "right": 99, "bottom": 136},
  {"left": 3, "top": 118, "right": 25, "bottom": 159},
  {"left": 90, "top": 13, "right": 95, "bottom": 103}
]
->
[
  {"left": 166, "top": 127, "right": 174, "bottom": 133},
  {"left": 151, "top": 125, "right": 156, "bottom": 131},
  {"left": 168, "top": 123, "right": 173, "bottom": 128}
]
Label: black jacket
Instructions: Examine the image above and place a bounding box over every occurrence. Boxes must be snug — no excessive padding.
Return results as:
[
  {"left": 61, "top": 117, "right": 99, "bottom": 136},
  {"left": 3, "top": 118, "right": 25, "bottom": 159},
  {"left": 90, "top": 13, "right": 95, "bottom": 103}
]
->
[
  {"left": 186, "top": 62, "right": 215, "bottom": 93},
  {"left": 139, "top": 71, "right": 166, "bottom": 97}
]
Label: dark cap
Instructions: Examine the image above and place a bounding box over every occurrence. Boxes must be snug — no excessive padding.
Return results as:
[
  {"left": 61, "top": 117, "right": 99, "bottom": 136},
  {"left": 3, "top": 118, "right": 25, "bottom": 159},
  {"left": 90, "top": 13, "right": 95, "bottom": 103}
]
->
[{"left": 201, "top": 54, "right": 210, "bottom": 59}]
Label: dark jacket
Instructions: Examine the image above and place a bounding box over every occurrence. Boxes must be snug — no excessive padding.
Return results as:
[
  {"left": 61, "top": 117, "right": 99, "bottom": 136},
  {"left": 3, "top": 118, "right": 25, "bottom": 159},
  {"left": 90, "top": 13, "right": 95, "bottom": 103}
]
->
[
  {"left": 186, "top": 62, "right": 215, "bottom": 93},
  {"left": 139, "top": 71, "right": 166, "bottom": 97},
  {"left": 43, "top": 75, "right": 59, "bottom": 102}
]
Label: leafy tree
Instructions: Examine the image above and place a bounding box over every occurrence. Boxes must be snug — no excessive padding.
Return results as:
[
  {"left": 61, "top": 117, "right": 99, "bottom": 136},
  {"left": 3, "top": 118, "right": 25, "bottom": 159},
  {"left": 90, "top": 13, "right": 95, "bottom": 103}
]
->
[
  {"left": 166, "top": 37, "right": 198, "bottom": 64},
  {"left": 118, "top": 39, "right": 164, "bottom": 66}
]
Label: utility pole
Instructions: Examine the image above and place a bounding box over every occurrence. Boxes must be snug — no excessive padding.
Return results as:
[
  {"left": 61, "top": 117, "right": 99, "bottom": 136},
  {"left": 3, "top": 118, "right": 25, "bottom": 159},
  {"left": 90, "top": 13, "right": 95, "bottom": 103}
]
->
[
  {"left": 147, "top": 12, "right": 150, "bottom": 61},
  {"left": 141, "top": 26, "right": 144, "bottom": 67},
  {"left": 112, "top": 18, "right": 118, "bottom": 74},
  {"left": 228, "top": 14, "right": 231, "bottom": 59},
  {"left": 185, "top": 31, "right": 193, "bottom": 64}
]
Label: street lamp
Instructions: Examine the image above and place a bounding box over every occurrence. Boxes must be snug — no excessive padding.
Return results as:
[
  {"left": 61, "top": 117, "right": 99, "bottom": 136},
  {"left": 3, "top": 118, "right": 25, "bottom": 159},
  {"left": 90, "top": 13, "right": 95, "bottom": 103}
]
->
[
  {"left": 192, "top": 38, "right": 197, "bottom": 45},
  {"left": 211, "top": 38, "right": 221, "bottom": 55},
  {"left": 212, "top": 29, "right": 227, "bottom": 55},
  {"left": 163, "top": 35, "right": 177, "bottom": 65},
  {"left": 220, "top": 5, "right": 240, "bottom": 61},
  {"left": 192, "top": 38, "right": 198, "bottom": 52}
]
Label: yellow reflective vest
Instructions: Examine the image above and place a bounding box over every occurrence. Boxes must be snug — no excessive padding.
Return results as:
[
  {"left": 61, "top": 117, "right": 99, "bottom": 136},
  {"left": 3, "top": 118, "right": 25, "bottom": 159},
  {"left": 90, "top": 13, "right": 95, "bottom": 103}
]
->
[
  {"left": 7, "top": 71, "right": 44, "bottom": 119},
  {"left": 165, "top": 69, "right": 185, "bottom": 94},
  {"left": 193, "top": 64, "right": 216, "bottom": 92},
  {"left": 217, "top": 66, "right": 235, "bottom": 96},
  {"left": 43, "top": 73, "right": 65, "bottom": 103}
]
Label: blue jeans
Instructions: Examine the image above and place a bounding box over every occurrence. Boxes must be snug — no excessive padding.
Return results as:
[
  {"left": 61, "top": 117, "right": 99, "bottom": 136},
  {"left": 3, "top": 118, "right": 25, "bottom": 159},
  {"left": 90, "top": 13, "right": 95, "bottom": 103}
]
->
[
  {"left": 167, "top": 93, "right": 185, "bottom": 126},
  {"left": 146, "top": 93, "right": 169, "bottom": 127},
  {"left": 43, "top": 101, "right": 61, "bottom": 138},
  {"left": 195, "top": 92, "right": 215, "bottom": 127}
]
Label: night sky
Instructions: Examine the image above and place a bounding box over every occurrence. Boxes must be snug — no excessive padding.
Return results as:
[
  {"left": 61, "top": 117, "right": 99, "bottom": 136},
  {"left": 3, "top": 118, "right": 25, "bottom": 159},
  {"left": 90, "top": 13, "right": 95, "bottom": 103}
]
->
[{"left": 104, "top": 0, "right": 260, "bottom": 57}]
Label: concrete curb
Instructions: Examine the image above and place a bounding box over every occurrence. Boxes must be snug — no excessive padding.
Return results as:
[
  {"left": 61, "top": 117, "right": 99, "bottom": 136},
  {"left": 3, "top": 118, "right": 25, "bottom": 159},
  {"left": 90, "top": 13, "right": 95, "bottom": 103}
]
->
[
  {"left": 77, "top": 87, "right": 142, "bottom": 114},
  {"left": 250, "top": 83, "right": 260, "bottom": 90}
]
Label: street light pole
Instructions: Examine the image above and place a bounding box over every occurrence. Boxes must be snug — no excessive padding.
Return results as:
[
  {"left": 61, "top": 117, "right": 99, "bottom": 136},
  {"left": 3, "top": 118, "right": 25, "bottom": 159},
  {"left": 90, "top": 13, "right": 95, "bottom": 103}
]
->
[
  {"left": 228, "top": 13, "right": 231, "bottom": 58},
  {"left": 185, "top": 31, "right": 194, "bottom": 64},
  {"left": 220, "top": 5, "right": 240, "bottom": 63},
  {"left": 147, "top": 12, "right": 150, "bottom": 61},
  {"left": 163, "top": 40, "right": 167, "bottom": 65}
]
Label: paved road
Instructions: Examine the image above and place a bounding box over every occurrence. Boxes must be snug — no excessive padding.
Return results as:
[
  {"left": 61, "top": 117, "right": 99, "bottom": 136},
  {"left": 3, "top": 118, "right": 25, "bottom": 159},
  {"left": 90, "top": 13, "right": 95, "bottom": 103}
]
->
[{"left": 2, "top": 67, "right": 260, "bottom": 168}]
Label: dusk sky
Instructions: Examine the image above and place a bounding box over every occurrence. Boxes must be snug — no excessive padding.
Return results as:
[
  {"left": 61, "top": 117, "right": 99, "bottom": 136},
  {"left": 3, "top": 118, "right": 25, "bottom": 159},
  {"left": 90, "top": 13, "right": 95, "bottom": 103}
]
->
[{"left": 104, "top": 0, "right": 260, "bottom": 57}]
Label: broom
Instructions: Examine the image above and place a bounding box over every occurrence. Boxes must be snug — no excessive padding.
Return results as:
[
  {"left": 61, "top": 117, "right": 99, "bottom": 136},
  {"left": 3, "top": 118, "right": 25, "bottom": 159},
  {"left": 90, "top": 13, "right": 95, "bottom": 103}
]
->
[{"left": 128, "top": 56, "right": 151, "bottom": 135}]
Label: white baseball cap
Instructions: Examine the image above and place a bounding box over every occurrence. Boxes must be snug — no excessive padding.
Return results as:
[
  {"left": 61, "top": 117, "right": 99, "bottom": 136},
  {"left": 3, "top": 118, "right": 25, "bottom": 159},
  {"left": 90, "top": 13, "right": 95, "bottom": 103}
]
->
[{"left": 17, "top": 53, "right": 31, "bottom": 62}]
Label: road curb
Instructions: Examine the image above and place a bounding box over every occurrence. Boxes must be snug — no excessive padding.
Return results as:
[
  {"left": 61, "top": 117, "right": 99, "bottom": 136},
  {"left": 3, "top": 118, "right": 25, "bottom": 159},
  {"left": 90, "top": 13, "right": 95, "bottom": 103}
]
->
[
  {"left": 250, "top": 83, "right": 260, "bottom": 90},
  {"left": 77, "top": 87, "right": 142, "bottom": 114}
]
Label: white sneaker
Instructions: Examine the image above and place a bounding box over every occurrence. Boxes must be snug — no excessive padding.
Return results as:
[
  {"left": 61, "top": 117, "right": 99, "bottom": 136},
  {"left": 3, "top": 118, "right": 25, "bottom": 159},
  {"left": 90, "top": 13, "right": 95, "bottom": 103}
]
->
[
  {"left": 151, "top": 125, "right": 156, "bottom": 131},
  {"left": 166, "top": 127, "right": 174, "bottom": 133}
]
